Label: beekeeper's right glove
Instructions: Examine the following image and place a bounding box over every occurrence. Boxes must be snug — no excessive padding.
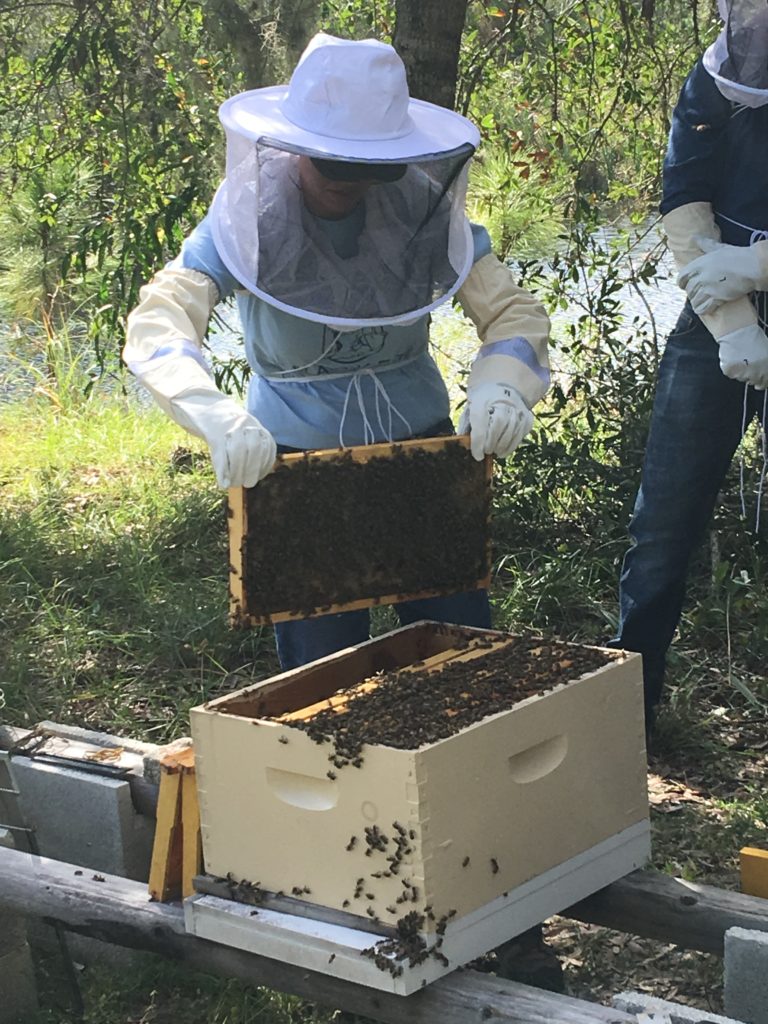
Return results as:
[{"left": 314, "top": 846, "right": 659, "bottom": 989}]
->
[
  {"left": 124, "top": 266, "right": 276, "bottom": 488},
  {"left": 717, "top": 323, "right": 768, "bottom": 390},
  {"left": 166, "top": 387, "right": 277, "bottom": 488}
]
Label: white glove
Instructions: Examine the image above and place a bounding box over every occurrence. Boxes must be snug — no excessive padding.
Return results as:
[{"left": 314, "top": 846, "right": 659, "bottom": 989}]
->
[
  {"left": 717, "top": 324, "right": 768, "bottom": 390},
  {"left": 171, "top": 389, "right": 277, "bottom": 488},
  {"left": 678, "top": 237, "right": 768, "bottom": 316},
  {"left": 459, "top": 382, "right": 534, "bottom": 461},
  {"left": 124, "top": 269, "right": 277, "bottom": 489}
]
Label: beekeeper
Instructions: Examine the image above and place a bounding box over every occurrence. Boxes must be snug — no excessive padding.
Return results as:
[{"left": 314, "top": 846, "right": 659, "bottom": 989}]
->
[
  {"left": 124, "top": 32, "right": 551, "bottom": 672},
  {"left": 610, "top": 0, "right": 768, "bottom": 737}
]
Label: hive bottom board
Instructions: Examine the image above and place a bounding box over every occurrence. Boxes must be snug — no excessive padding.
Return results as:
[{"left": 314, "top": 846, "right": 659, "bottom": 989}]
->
[{"left": 184, "top": 820, "right": 650, "bottom": 995}]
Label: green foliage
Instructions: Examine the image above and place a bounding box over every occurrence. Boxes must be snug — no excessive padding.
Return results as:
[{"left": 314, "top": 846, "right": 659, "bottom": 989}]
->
[
  {"left": 487, "top": 218, "right": 663, "bottom": 638},
  {"left": 0, "top": 159, "right": 101, "bottom": 325},
  {"left": 458, "top": 0, "right": 719, "bottom": 255},
  {"left": 0, "top": 0, "right": 237, "bottom": 371},
  {"left": 467, "top": 144, "right": 561, "bottom": 256}
]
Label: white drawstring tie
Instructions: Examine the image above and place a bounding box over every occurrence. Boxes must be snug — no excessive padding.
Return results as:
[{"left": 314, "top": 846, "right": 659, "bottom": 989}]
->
[{"left": 338, "top": 368, "right": 413, "bottom": 448}]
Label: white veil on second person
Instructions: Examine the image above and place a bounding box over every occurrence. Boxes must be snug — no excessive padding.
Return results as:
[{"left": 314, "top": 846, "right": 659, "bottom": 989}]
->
[{"left": 704, "top": 0, "right": 768, "bottom": 106}]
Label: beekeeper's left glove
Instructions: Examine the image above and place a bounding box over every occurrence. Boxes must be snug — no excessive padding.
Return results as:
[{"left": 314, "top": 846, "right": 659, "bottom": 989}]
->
[
  {"left": 717, "top": 323, "right": 768, "bottom": 390},
  {"left": 678, "top": 238, "right": 768, "bottom": 316},
  {"left": 460, "top": 381, "right": 534, "bottom": 462}
]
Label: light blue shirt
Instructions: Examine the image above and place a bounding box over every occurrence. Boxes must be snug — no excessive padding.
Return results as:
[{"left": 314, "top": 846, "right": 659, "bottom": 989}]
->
[{"left": 174, "top": 213, "right": 492, "bottom": 449}]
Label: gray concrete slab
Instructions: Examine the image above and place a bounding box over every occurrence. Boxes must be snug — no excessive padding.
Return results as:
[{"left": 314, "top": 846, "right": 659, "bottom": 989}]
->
[
  {"left": 10, "top": 757, "right": 153, "bottom": 881},
  {"left": 725, "top": 927, "right": 768, "bottom": 1024},
  {"left": 613, "top": 991, "right": 742, "bottom": 1023}
]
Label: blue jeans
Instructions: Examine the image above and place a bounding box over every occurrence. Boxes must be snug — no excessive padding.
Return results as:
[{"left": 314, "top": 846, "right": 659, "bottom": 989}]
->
[
  {"left": 273, "top": 418, "right": 492, "bottom": 670},
  {"left": 275, "top": 589, "right": 492, "bottom": 670},
  {"left": 612, "top": 303, "right": 766, "bottom": 717}
]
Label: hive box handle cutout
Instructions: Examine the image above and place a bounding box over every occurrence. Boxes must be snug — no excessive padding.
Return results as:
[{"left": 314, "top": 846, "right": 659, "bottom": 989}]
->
[
  {"left": 266, "top": 767, "right": 339, "bottom": 810},
  {"left": 508, "top": 735, "right": 567, "bottom": 783}
]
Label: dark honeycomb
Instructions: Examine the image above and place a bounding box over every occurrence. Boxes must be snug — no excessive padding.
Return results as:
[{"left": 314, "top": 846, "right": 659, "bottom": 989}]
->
[
  {"left": 280, "top": 635, "right": 616, "bottom": 762},
  {"left": 241, "top": 441, "right": 491, "bottom": 619}
]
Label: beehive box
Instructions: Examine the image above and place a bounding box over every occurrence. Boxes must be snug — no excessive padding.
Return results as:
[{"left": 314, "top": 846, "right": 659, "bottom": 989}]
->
[
  {"left": 228, "top": 435, "right": 492, "bottom": 625},
  {"left": 189, "top": 622, "right": 650, "bottom": 990}
]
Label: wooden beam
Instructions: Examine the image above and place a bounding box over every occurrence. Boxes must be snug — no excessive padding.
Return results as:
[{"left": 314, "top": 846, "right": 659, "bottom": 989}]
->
[
  {"left": 0, "top": 845, "right": 632, "bottom": 1024},
  {"left": 566, "top": 868, "right": 768, "bottom": 954}
]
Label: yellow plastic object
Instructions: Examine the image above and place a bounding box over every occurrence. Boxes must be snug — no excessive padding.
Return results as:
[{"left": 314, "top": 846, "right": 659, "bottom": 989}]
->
[{"left": 740, "top": 847, "right": 768, "bottom": 899}]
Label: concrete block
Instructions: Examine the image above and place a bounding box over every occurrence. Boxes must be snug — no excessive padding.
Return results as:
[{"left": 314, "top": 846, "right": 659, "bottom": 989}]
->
[
  {"left": 614, "top": 990, "right": 743, "bottom": 1023},
  {"left": 0, "top": 760, "right": 29, "bottom": 850},
  {"left": 10, "top": 758, "right": 154, "bottom": 882},
  {"left": 36, "top": 721, "right": 160, "bottom": 757},
  {"left": 725, "top": 927, "right": 768, "bottom": 1024}
]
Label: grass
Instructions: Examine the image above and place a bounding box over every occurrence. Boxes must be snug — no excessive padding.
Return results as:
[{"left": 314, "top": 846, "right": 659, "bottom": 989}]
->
[
  {"left": 0, "top": 385, "right": 278, "bottom": 739},
  {"left": 2, "top": 340, "right": 768, "bottom": 1019},
  {"left": 34, "top": 955, "right": 338, "bottom": 1024}
]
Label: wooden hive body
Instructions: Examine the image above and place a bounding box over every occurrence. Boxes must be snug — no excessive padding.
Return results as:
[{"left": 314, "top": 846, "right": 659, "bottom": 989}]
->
[{"left": 190, "top": 623, "right": 650, "bottom": 971}]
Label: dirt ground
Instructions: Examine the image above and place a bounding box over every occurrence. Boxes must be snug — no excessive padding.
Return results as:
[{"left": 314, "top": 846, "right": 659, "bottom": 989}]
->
[{"left": 545, "top": 658, "right": 768, "bottom": 1013}]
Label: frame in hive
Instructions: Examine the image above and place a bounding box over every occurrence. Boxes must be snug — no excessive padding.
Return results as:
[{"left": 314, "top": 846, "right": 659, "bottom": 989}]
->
[{"left": 228, "top": 435, "right": 493, "bottom": 625}]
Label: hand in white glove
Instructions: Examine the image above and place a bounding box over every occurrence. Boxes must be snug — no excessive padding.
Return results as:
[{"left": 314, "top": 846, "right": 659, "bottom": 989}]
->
[
  {"left": 459, "top": 382, "right": 534, "bottom": 461},
  {"left": 171, "top": 390, "right": 277, "bottom": 488},
  {"left": 678, "top": 237, "right": 768, "bottom": 316},
  {"left": 717, "top": 324, "right": 768, "bottom": 390}
]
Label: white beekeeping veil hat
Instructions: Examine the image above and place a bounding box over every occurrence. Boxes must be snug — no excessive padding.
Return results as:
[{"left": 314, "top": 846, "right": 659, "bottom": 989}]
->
[
  {"left": 210, "top": 33, "right": 480, "bottom": 326},
  {"left": 703, "top": 0, "right": 768, "bottom": 106}
]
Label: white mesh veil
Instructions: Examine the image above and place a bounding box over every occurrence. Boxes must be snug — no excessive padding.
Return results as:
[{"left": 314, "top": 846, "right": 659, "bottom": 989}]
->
[
  {"left": 210, "top": 138, "right": 475, "bottom": 327},
  {"left": 703, "top": 0, "right": 768, "bottom": 106}
]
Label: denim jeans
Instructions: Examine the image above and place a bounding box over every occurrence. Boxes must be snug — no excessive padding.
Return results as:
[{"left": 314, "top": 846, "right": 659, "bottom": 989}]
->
[
  {"left": 275, "top": 589, "right": 492, "bottom": 670},
  {"left": 272, "top": 418, "right": 492, "bottom": 670},
  {"left": 612, "top": 303, "right": 767, "bottom": 717}
]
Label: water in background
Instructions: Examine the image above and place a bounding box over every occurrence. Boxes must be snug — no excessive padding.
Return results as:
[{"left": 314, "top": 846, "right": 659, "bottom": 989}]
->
[{"left": 1, "top": 222, "right": 684, "bottom": 407}]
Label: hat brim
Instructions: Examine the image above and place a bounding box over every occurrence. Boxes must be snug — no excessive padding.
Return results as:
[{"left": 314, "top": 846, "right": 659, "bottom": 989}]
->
[{"left": 219, "top": 86, "right": 480, "bottom": 161}]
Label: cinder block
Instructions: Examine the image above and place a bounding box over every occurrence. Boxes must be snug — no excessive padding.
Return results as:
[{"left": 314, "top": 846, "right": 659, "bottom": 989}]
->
[
  {"left": 10, "top": 758, "right": 154, "bottom": 882},
  {"left": 614, "top": 990, "right": 743, "bottom": 1023},
  {"left": 725, "top": 927, "right": 768, "bottom": 1024},
  {"left": 0, "top": 760, "right": 28, "bottom": 850}
]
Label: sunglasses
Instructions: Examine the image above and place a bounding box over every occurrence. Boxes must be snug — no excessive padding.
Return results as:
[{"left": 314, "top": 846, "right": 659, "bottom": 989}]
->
[{"left": 309, "top": 157, "right": 407, "bottom": 183}]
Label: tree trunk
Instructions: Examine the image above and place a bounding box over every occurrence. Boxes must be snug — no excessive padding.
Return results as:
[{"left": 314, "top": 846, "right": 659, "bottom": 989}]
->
[{"left": 392, "top": 0, "right": 470, "bottom": 108}]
